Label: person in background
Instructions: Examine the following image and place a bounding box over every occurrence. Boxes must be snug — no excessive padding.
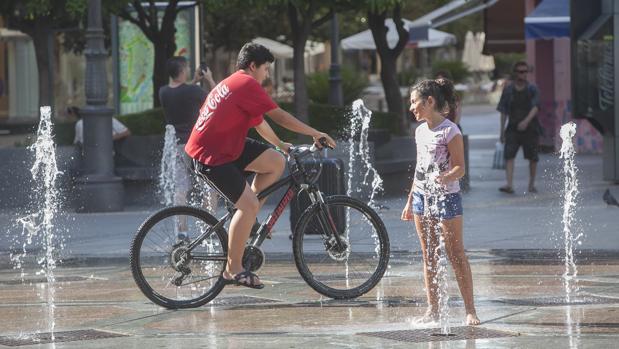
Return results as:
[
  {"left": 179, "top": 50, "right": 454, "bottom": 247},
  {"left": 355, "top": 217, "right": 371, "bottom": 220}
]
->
[
  {"left": 159, "top": 56, "right": 219, "bottom": 226},
  {"left": 496, "top": 61, "right": 541, "bottom": 194},
  {"left": 71, "top": 106, "right": 131, "bottom": 146}
]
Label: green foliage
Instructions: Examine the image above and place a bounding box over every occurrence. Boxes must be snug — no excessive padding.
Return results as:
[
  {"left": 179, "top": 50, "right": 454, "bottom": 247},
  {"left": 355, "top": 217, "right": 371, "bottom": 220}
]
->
[
  {"left": 277, "top": 102, "right": 401, "bottom": 139},
  {"left": 493, "top": 52, "right": 527, "bottom": 79},
  {"left": 397, "top": 67, "right": 418, "bottom": 87},
  {"left": 306, "top": 67, "right": 369, "bottom": 105},
  {"left": 54, "top": 122, "right": 77, "bottom": 146},
  {"left": 431, "top": 60, "right": 470, "bottom": 83},
  {"left": 116, "top": 108, "right": 166, "bottom": 136},
  {"left": 52, "top": 108, "right": 166, "bottom": 145}
]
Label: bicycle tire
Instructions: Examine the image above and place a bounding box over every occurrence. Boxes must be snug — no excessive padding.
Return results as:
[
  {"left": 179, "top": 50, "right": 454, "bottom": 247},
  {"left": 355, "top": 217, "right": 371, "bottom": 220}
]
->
[
  {"left": 130, "top": 206, "right": 228, "bottom": 309},
  {"left": 292, "top": 195, "right": 390, "bottom": 299}
]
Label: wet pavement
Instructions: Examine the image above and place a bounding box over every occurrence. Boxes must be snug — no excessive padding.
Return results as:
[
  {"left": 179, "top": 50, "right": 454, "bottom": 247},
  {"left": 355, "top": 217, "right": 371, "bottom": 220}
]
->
[
  {"left": 1, "top": 252, "right": 619, "bottom": 348},
  {"left": 1, "top": 104, "right": 619, "bottom": 348}
]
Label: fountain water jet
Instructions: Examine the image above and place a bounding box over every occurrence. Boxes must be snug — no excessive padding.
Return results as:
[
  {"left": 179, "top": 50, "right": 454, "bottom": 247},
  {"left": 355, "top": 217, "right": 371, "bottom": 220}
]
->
[
  {"left": 559, "top": 122, "right": 581, "bottom": 302},
  {"left": 11, "top": 106, "right": 63, "bottom": 339},
  {"left": 159, "top": 125, "right": 179, "bottom": 206}
]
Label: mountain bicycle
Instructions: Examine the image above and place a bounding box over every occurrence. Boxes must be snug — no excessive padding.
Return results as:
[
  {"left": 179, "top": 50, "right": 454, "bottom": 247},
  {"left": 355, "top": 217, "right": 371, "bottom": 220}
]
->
[{"left": 130, "top": 141, "right": 390, "bottom": 309}]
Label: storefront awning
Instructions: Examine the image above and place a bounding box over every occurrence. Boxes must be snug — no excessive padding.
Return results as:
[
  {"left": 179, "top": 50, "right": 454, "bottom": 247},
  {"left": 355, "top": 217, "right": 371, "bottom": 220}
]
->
[{"left": 524, "top": 0, "right": 570, "bottom": 39}]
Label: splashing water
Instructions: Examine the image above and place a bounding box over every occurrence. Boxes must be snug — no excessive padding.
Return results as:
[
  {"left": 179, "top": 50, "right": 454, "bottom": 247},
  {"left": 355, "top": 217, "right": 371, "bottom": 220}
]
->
[
  {"left": 159, "top": 125, "right": 179, "bottom": 206},
  {"left": 11, "top": 106, "right": 62, "bottom": 339},
  {"left": 159, "top": 125, "right": 217, "bottom": 212},
  {"left": 559, "top": 122, "right": 581, "bottom": 302},
  {"left": 349, "top": 100, "right": 384, "bottom": 208},
  {"left": 423, "top": 171, "right": 451, "bottom": 334}
]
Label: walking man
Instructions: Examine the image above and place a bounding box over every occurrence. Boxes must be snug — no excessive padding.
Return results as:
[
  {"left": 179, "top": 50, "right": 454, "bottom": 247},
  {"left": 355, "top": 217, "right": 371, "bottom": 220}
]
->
[{"left": 497, "top": 61, "right": 541, "bottom": 194}]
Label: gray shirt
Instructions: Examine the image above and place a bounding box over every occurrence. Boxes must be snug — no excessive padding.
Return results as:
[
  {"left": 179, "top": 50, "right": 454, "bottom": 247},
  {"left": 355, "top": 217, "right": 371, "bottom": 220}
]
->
[{"left": 159, "top": 84, "right": 207, "bottom": 144}]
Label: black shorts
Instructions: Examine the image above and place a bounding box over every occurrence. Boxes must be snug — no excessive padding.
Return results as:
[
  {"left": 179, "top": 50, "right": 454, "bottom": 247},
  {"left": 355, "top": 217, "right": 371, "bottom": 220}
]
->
[
  {"left": 192, "top": 138, "right": 270, "bottom": 204},
  {"left": 504, "top": 127, "right": 539, "bottom": 162}
]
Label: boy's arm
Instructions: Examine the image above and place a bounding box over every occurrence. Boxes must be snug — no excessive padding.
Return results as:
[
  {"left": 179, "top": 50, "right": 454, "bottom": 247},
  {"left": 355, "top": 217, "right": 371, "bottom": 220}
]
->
[
  {"left": 265, "top": 107, "right": 336, "bottom": 148},
  {"left": 254, "top": 120, "right": 290, "bottom": 152}
]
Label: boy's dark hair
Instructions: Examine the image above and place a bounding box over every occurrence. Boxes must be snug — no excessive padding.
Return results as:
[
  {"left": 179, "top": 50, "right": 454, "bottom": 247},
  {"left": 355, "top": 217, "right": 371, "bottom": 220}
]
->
[
  {"left": 236, "top": 43, "right": 275, "bottom": 70},
  {"left": 513, "top": 60, "right": 528, "bottom": 72},
  {"left": 166, "top": 56, "right": 188, "bottom": 79},
  {"left": 411, "top": 79, "right": 457, "bottom": 121}
]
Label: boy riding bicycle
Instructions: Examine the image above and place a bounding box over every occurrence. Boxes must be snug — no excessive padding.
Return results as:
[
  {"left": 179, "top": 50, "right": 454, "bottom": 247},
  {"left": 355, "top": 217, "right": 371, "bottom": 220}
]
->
[{"left": 185, "top": 43, "right": 336, "bottom": 289}]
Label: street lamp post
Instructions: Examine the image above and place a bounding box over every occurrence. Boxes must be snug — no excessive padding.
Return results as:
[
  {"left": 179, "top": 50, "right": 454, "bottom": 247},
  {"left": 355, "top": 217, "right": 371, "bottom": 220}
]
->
[
  {"left": 328, "top": 11, "right": 343, "bottom": 106},
  {"left": 76, "top": 0, "right": 124, "bottom": 212}
]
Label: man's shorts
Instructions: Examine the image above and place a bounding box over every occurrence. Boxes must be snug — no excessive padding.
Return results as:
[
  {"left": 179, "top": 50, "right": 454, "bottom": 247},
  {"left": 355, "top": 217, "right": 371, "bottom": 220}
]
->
[
  {"left": 412, "top": 191, "right": 463, "bottom": 221},
  {"left": 192, "top": 138, "right": 270, "bottom": 204},
  {"left": 504, "top": 128, "right": 539, "bottom": 162}
]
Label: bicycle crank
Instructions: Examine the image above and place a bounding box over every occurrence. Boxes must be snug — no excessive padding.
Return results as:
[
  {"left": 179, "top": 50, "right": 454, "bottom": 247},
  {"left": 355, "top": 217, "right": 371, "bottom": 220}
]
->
[{"left": 242, "top": 246, "right": 265, "bottom": 272}]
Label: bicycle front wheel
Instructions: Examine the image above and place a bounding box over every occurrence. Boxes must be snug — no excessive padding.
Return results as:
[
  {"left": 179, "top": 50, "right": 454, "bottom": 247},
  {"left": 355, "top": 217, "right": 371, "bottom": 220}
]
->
[
  {"left": 130, "top": 206, "right": 228, "bottom": 309},
  {"left": 292, "top": 195, "right": 390, "bottom": 299}
]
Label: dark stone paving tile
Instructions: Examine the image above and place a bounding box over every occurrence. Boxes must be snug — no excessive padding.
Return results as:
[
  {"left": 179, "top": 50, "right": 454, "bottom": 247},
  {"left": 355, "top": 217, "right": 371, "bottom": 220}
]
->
[{"left": 358, "top": 326, "right": 519, "bottom": 343}]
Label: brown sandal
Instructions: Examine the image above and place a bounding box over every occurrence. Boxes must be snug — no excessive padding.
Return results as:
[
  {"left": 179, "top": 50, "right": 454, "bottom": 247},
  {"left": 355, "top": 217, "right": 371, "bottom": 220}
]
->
[{"left": 223, "top": 270, "right": 264, "bottom": 289}]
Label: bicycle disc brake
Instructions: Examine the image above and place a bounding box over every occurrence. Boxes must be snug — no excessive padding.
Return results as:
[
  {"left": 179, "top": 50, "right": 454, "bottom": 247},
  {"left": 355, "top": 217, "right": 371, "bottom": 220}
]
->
[
  {"left": 242, "top": 246, "right": 265, "bottom": 272},
  {"left": 325, "top": 236, "right": 350, "bottom": 262}
]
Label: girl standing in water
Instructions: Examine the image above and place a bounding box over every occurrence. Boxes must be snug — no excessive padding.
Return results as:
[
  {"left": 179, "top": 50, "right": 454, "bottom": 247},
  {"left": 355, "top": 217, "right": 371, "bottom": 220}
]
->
[{"left": 401, "top": 78, "right": 480, "bottom": 325}]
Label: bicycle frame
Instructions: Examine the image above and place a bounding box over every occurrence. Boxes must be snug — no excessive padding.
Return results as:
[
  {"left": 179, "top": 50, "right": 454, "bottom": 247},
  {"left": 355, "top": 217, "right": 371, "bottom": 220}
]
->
[{"left": 186, "top": 149, "right": 339, "bottom": 257}]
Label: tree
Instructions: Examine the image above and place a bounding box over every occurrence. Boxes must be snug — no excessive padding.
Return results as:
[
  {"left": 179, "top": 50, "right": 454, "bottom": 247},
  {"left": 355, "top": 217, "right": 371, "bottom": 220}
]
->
[
  {"left": 283, "top": 1, "right": 335, "bottom": 123},
  {"left": 203, "top": 1, "right": 288, "bottom": 79},
  {"left": 366, "top": 0, "right": 408, "bottom": 128},
  {"left": 0, "top": 0, "right": 87, "bottom": 107},
  {"left": 107, "top": 0, "right": 197, "bottom": 107}
]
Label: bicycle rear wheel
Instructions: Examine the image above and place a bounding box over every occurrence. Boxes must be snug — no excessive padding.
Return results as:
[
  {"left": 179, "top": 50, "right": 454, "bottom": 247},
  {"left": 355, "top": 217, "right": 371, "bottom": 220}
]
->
[
  {"left": 292, "top": 195, "right": 390, "bottom": 299},
  {"left": 130, "top": 206, "right": 228, "bottom": 309}
]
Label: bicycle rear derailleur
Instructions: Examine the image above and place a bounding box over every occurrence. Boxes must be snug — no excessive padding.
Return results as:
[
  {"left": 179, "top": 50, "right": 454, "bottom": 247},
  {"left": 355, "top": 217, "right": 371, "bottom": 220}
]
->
[
  {"left": 242, "top": 245, "right": 265, "bottom": 272},
  {"left": 170, "top": 243, "right": 192, "bottom": 286}
]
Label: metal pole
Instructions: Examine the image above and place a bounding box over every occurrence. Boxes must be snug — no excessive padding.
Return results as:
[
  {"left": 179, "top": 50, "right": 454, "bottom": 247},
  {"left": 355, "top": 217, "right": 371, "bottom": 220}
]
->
[
  {"left": 328, "top": 11, "right": 343, "bottom": 106},
  {"left": 76, "top": 0, "right": 124, "bottom": 212}
]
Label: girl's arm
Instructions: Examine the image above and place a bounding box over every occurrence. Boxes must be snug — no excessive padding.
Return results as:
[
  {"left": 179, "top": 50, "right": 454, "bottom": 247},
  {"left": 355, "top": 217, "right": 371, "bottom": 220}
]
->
[{"left": 438, "top": 134, "right": 465, "bottom": 184}]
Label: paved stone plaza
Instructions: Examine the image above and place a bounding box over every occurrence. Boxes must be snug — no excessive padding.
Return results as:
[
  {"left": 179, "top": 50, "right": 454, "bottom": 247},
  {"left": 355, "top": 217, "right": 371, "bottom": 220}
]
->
[{"left": 1, "top": 105, "right": 618, "bottom": 348}]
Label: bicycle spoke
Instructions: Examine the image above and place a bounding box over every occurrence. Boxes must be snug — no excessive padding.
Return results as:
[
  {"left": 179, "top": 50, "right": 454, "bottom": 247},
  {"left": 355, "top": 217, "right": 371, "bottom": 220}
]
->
[
  {"left": 131, "top": 207, "right": 228, "bottom": 308},
  {"left": 293, "top": 197, "right": 389, "bottom": 298}
]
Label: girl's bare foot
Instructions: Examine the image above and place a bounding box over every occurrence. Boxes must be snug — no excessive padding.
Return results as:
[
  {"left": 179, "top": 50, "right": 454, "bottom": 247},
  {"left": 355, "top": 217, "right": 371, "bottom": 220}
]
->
[
  {"left": 466, "top": 313, "right": 480, "bottom": 325},
  {"left": 421, "top": 307, "right": 439, "bottom": 322},
  {"left": 409, "top": 307, "right": 439, "bottom": 325}
]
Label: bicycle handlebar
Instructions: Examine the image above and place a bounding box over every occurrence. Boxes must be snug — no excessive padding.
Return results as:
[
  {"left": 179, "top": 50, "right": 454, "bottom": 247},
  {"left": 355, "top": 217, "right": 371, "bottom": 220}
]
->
[{"left": 288, "top": 137, "right": 333, "bottom": 160}]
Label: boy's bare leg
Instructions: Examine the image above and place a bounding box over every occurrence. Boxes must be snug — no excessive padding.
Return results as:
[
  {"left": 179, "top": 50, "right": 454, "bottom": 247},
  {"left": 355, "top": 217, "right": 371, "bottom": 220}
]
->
[
  {"left": 245, "top": 149, "right": 285, "bottom": 207},
  {"left": 225, "top": 184, "right": 260, "bottom": 280}
]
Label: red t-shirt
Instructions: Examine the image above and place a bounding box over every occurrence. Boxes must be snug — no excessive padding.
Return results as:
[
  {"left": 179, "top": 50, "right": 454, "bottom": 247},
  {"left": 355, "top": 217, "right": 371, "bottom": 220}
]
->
[{"left": 185, "top": 71, "right": 277, "bottom": 165}]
